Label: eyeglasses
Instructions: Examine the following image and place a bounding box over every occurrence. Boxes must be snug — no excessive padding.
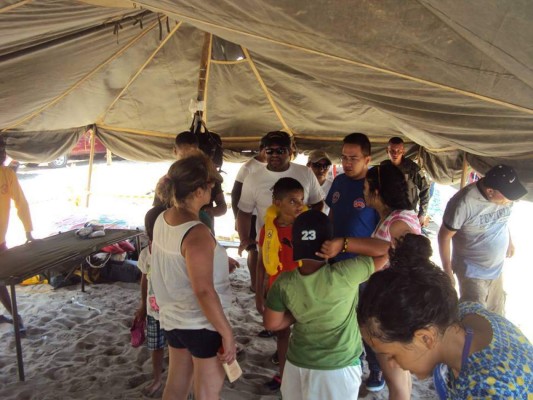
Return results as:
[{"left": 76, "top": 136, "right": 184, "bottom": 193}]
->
[
  {"left": 311, "top": 162, "right": 330, "bottom": 170},
  {"left": 265, "top": 147, "right": 289, "bottom": 155}
]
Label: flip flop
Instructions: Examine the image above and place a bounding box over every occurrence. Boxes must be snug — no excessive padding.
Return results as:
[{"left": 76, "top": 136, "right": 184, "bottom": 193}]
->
[{"left": 0, "top": 315, "right": 13, "bottom": 324}]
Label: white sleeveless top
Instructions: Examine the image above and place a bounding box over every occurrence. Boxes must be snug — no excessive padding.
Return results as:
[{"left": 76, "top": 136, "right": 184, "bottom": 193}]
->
[{"left": 150, "top": 215, "right": 232, "bottom": 331}]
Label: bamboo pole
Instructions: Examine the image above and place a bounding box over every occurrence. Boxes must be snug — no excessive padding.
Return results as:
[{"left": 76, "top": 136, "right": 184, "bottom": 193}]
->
[{"left": 85, "top": 129, "right": 96, "bottom": 207}]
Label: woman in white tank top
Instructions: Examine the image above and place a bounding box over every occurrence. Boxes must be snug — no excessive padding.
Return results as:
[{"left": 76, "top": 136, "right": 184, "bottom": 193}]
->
[{"left": 150, "top": 153, "right": 235, "bottom": 400}]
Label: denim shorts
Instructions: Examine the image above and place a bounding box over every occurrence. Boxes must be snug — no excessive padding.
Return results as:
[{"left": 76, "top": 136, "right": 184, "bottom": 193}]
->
[{"left": 163, "top": 328, "right": 222, "bottom": 358}]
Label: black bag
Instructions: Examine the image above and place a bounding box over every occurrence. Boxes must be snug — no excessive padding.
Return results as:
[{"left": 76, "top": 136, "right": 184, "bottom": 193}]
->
[{"left": 191, "top": 112, "right": 224, "bottom": 169}]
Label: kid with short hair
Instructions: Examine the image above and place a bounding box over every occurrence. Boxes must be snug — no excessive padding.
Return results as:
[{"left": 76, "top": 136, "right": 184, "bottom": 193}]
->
[
  {"left": 256, "top": 177, "right": 306, "bottom": 390},
  {"left": 135, "top": 205, "right": 167, "bottom": 397},
  {"left": 264, "top": 210, "right": 389, "bottom": 400}
]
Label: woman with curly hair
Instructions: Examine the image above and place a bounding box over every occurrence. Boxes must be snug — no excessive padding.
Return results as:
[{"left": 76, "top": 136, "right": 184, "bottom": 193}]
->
[{"left": 358, "top": 234, "right": 533, "bottom": 400}]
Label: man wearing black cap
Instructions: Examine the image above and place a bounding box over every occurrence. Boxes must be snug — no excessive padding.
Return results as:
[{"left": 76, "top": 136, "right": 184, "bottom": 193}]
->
[
  {"left": 263, "top": 210, "right": 388, "bottom": 400},
  {"left": 438, "top": 164, "right": 528, "bottom": 315},
  {"left": 237, "top": 131, "right": 324, "bottom": 255}
]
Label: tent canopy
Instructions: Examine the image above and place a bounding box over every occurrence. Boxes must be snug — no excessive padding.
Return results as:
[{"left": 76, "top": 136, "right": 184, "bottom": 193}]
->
[{"left": 1, "top": 1, "right": 532, "bottom": 198}]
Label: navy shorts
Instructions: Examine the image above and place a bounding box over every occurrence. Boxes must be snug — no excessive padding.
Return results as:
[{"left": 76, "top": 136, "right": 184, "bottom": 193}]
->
[{"left": 163, "top": 328, "right": 222, "bottom": 359}]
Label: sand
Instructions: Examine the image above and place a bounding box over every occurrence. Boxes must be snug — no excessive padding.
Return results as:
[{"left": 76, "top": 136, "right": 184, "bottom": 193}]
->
[{"left": 0, "top": 250, "right": 438, "bottom": 400}]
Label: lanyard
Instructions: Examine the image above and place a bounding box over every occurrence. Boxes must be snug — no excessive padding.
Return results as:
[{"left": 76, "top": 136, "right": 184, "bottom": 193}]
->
[{"left": 433, "top": 327, "right": 474, "bottom": 400}]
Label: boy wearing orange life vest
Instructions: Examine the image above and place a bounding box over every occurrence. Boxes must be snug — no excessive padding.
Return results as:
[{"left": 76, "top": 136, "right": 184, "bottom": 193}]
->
[{"left": 256, "top": 177, "right": 305, "bottom": 391}]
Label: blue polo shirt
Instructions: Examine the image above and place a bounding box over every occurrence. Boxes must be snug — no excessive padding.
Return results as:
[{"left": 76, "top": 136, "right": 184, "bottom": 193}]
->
[{"left": 326, "top": 174, "right": 380, "bottom": 260}]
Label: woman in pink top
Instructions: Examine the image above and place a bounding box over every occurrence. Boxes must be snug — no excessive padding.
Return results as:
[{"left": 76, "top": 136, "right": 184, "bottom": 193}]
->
[{"left": 320, "top": 163, "right": 421, "bottom": 399}]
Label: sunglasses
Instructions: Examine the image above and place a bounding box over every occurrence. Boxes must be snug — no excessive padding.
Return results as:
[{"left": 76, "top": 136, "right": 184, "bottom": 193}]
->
[
  {"left": 265, "top": 147, "right": 289, "bottom": 155},
  {"left": 311, "top": 162, "right": 330, "bottom": 170}
]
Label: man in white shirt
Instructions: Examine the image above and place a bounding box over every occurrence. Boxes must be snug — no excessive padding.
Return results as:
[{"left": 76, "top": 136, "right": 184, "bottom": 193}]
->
[
  {"left": 231, "top": 136, "right": 267, "bottom": 290},
  {"left": 306, "top": 150, "right": 333, "bottom": 215},
  {"left": 237, "top": 131, "right": 324, "bottom": 255}
]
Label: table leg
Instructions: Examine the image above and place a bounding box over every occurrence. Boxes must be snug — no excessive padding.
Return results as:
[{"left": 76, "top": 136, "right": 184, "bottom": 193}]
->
[
  {"left": 80, "top": 262, "right": 85, "bottom": 293},
  {"left": 10, "top": 284, "right": 25, "bottom": 381}
]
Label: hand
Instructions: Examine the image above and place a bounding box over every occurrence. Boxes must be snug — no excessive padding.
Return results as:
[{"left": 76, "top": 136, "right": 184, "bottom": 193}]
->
[
  {"left": 134, "top": 306, "right": 146, "bottom": 322},
  {"left": 506, "top": 242, "right": 515, "bottom": 258},
  {"left": 418, "top": 215, "right": 428, "bottom": 227},
  {"left": 218, "top": 334, "right": 237, "bottom": 365},
  {"left": 228, "top": 257, "right": 240, "bottom": 273},
  {"left": 238, "top": 238, "right": 256, "bottom": 257},
  {"left": 316, "top": 238, "right": 343, "bottom": 259}
]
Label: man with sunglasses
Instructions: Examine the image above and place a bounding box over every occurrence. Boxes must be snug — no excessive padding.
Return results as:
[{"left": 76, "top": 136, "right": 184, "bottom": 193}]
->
[
  {"left": 306, "top": 150, "right": 333, "bottom": 215},
  {"left": 237, "top": 131, "right": 324, "bottom": 258}
]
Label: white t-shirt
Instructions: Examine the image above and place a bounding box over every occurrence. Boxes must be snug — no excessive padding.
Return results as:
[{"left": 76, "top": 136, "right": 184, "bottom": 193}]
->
[
  {"left": 238, "top": 163, "right": 325, "bottom": 236},
  {"left": 136, "top": 247, "right": 160, "bottom": 319},
  {"left": 321, "top": 178, "right": 333, "bottom": 215},
  {"left": 235, "top": 157, "right": 266, "bottom": 183},
  {"left": 150, "top": 217, "right": 232, "bottom": 331}
]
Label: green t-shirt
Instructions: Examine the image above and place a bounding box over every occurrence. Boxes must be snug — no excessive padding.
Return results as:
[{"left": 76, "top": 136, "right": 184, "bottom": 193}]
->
[{"left": 266, "top": 256, "right": 374, "bottom": 370}]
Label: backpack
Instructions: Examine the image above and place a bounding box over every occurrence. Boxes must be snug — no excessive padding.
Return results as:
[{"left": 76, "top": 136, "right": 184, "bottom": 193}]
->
[{"left": 191, "top": 112, "right": 224, "bottom": 169}]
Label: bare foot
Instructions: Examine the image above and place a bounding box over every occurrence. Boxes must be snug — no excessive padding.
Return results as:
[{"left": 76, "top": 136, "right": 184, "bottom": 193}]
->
[{"left": 141, "top": 381, "right": 163, "bottom": 398}]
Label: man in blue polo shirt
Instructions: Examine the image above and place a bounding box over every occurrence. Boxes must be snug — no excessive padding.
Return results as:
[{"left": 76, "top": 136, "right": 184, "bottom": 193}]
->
[{"left": 326, "top": 133, "right": 380, "bottom": 260}]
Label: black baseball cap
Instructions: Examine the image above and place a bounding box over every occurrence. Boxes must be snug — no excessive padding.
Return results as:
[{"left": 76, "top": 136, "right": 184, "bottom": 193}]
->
[
  {"left": 292, "top": 210, "right": 333, "bottom": 261},
  {"left": 263, "top": 131, "right": 292, "bottom": 148},
  {"left": 484, "top": 164, "right": 527, "bottom": 201}
]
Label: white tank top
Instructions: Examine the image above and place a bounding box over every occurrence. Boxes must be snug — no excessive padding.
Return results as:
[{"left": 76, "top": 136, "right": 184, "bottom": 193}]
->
[{"left": 150, "top": 215, "right": 232, "bottom": 331}]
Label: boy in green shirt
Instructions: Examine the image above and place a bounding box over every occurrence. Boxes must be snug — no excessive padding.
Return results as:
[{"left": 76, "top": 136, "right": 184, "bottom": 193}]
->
[{"left": 264, "top": 210, "right": 388, "bottom": 400}]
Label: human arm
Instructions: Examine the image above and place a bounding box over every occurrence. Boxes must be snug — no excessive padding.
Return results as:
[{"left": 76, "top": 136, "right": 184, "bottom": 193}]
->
[
  {"left": 11, "top": 172, "right": 33, "bottom": 236},
  {"left": 236, "top": 210, "right": 255, "bottom": 256},
  {"left": 203, "top": 184, "right": 227, "bottom": 218},
  {"left": 506, "top": 231, "right": 515, "bottom": 258},
  {"left": 317, "top": 237, "right": 390, "bottom": 260},
  {"left": 134, "top": 273, "right": 148, "bottom": 321},
  {"left": 183, "top": 224, "right": 236, "bottom": 364},
  {"left": 416, "top": 171, "right": 430, "bottom": 221},
  {"left": 230, "top": 181, "right": 243, "bottom": 219},
  {"left": 438, "top": 225, "right": 457, "bottom": 285},
  {"left": 255, "top": 244, "right": 266, "bottom": 315},
  {"left": 310, "top": 200, "right": 324, "bottom": 212},
  {"left": 228, "top": 256, "right": 239, "bottom": 273},
  {"left": 263, "top": 308, "right": 296, "bottom": 332}
]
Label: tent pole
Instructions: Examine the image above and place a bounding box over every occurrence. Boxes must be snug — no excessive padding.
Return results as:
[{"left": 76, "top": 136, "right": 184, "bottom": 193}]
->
[
  {"left": 460, "top": 151, "right": 469, "bottom": 189},
  {"left": 196, "top": 32, "right": 212, "bottom": 122},
  {"left": 85, "top": 128, "right": 96, "bottom": 208}
]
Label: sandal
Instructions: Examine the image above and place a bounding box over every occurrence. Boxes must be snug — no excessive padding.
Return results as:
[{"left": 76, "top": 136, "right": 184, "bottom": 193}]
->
[
  {"left": 264, "top": 374, "right": 282, "bottom": 391},
  {"left": 258, "top": 329, "right": 274, "bottom": 338}
]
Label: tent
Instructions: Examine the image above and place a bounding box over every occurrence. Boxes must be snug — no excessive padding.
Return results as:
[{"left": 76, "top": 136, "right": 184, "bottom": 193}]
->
[{"left": 1, "top": 1, "right": 532, "bottom": 198}]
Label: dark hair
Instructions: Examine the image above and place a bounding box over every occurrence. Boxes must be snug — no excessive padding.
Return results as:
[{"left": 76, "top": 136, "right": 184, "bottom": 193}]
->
[
  {"left": 174, "top": 131, "right": 199, "bottom": 147},
  {"left": 357, "top": 234, "right": 459, "bottom": 343},
  {"left": 264, "top": 131, "right": 292, "bottom": 148},
  {"left": 388, "top": 137, "right": 404, "bottom": 146},
  {"left": 272, "top": 177, "right": 304, "bottom": 200},
  {"left": 343, "top": 133, "right": 371, "bottom": 156},
  {"left": 144, "top": 206, "right": 166, "bottom": 241},
  {"left": 366, "top": 164, "right": 412, "bottom": 210},
  {"left": 167, "top": 153, "right": 220, "bottom": 203}
]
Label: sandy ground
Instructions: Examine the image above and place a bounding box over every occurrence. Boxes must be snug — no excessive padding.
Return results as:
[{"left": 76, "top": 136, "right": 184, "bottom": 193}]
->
[{"left": 0, "top": 157, "right": 531, "bottom": 399}]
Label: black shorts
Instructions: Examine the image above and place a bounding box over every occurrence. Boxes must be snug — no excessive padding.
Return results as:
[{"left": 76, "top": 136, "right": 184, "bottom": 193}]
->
[{"left": 163, "top": 328, "right": 222, "bottom": 358}]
